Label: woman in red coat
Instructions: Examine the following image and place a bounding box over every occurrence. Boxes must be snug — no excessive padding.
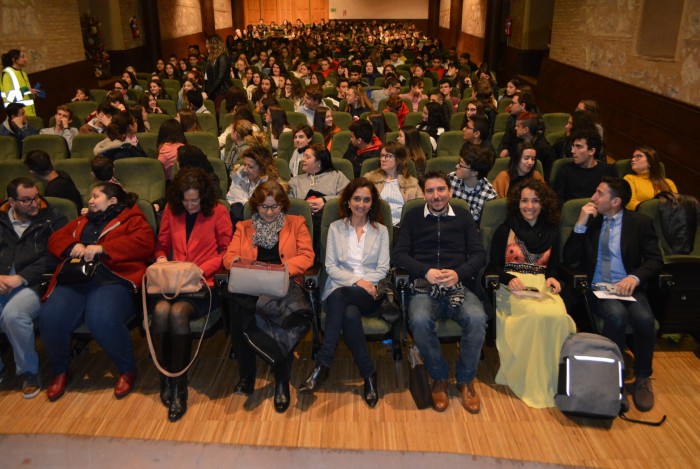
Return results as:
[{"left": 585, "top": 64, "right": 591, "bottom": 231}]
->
[
  {"left": 151, "top": 167, "right": 233, "bottom": 422},
  {"left": 223, "top": 180, "right": 314, "bottom": 413},
  {"left": 40, "top": 183, "right": 154, "bottom": 402}
]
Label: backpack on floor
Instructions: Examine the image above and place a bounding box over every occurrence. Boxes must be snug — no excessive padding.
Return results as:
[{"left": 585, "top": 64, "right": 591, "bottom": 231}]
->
[
  {"left": 555, "top": 333, "right": 625, "bottom": 419},
  {"left": 554, "top": 333, "right": 666, "bottom": 426}
]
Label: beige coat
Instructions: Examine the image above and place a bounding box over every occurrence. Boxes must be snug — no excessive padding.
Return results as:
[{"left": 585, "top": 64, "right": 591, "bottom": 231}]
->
[{"left": 364, "top": 169, "right": 423, "bottom": 202}]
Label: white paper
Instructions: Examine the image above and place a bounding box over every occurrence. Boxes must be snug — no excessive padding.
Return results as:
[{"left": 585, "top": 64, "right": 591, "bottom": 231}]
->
[{"left": 592, "top": 290, "right": 637, "bottom": 302}]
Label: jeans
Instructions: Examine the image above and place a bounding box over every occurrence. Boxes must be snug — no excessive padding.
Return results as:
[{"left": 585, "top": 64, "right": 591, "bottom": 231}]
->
[
  {"left": 0, "top": 287, "right": 41, "bottom": 375},
  {"left": 408, "top": 290, "right": 487, "bottom": 384},
  {"left": 317, "top": 286, "right": 380, "bottom": 379},
  {"left": 589, "top": 290, "right": 655, "bottom": 378},
  {"left": 40, "top": 282, "right": 136, "bottom": 375}
]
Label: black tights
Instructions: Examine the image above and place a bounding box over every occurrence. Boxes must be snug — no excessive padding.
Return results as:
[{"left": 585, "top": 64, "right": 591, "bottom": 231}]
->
[{"left": 152, "top": 300, "right": 195, "bottom": 335}]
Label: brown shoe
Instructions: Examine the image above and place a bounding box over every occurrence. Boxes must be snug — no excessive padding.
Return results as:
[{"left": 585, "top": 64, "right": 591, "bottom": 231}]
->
[
  {"left": 431, "top": 379, "right": 449, "bottom": 412},
  {"left": 457, "top": 381, "right": 480, "bottom": 414}
]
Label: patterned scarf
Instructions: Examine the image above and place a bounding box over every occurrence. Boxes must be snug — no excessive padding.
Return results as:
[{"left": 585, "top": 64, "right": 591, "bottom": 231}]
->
[{"left": 252, "top": 212, "right": 286, "bottom": 249}]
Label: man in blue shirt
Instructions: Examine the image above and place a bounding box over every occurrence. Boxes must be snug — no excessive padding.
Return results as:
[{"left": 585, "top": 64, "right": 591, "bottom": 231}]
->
[{"left": 564, "top": 176, "right": 663, "bottom": 412}]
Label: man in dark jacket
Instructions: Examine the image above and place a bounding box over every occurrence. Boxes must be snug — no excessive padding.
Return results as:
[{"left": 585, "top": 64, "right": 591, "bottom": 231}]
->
[{"left": 0, "top": 177, "right": 67, "bottom": 398}]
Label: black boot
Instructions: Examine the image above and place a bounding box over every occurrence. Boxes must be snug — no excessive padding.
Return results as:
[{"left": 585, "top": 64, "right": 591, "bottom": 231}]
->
[
  {"left": 363, "top": 371, "right": 379, "bottom": 408},
  {"left": 151, "top": 331, "right": 172, "bottom": 407},
  {"left": 168, "top": 334, "right": 191, "bottom": 422},
  {"left": 273, "top": 357, "right": 291, "bottom": 413},
  {"left": 299, "top": 363, "right": 330, "bottom": 394}
]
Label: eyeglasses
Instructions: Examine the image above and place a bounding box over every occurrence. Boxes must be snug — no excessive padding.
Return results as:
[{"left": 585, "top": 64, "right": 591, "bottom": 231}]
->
[
  {"left": 260, "top": 204, "right": 279, "bottom": 211},
  {"left": 458, "top": 163, "right": 470, "bottom": 170},
  {"left": 380, "top": 153, "right": 395, "bottom": 159},
  {"left": 13, "top": 195, "right": 40, "bottom": 205}
]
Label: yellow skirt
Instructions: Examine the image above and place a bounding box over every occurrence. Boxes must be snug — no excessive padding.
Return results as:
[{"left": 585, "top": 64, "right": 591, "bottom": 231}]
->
[{"left": 495, "top": 272, "right": 576, "bottom": 408}]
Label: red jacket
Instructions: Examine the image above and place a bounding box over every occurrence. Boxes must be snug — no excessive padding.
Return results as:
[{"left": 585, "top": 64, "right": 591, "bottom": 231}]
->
[
  {"left": 386, "top": 102, "right": 409, "bottom": 128},
  {"left": 45, "top": 204, "right": 155, "bottom": 297},
  {"left": 154, "top": 203, "right": 233, "bottom": 286},
  {"left": 223, "top": 215, "right": 314, "bottom": 277}
]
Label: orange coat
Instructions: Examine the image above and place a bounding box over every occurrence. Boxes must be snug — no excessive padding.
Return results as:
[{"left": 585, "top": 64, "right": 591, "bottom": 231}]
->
[{"left": 223, "top": 214, "right": 314, "bottom": 277}]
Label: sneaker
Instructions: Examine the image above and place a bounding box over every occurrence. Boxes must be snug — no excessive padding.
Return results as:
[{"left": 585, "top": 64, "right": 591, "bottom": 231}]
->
[
  {"left": 633, "top": 376, "right": 654, "bottom": 412},
  {"left": 21, "top": 373, "right": 41, "bottom": 399}
]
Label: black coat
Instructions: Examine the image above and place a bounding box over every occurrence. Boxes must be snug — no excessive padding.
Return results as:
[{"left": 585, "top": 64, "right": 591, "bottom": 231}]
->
[{"left": 0, "top": 199, "right": 68, "bottom": 292}]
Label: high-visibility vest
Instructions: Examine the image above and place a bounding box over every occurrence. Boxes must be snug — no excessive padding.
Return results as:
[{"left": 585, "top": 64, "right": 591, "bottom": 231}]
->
[{"left": 1, "top": 66, "right": 35, "bottom": 108}]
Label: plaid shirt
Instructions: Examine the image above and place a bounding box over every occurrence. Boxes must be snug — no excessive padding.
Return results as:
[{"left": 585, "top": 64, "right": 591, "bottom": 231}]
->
[{"left": 448, "top": 172, "right": 497, "bottom": 224}]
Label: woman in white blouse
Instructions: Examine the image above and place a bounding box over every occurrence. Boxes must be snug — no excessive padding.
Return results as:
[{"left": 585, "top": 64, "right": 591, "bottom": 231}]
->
[{"left": 298, "top": 178, "right": 389, "bottom": 408}]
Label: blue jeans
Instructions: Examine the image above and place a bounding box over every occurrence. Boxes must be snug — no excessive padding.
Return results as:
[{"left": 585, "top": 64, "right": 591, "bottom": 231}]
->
[
  {"left": 317, "top": 286, "right": 380, "bottom": 379},
  {"left": 0, "top": 287, "right": 41, "bottom": 375},
  {"left": 590, "top": 290, "right": 655, "bottom": 378},
  {"left": 408, "top": 290, "right": 487, "bottom": 384},
  {"left": 40, "top": 282, "right": 136, "bottom": 375}
]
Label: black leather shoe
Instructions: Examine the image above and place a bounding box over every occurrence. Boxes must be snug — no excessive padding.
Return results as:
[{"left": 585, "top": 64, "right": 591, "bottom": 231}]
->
[
  {"left": 234, "top": 376, "right": 255, "bottom": 395},
  {"left": 298, "top": 363, "right": 330, "bottom": 394},
  {"left": 274, "top": 379, "right": 290, "bottom": 413},
  {"left": 168, "top": 377, "right": 188, "bottom": 422},
  {"left": 363, "top": 371, "right": 379, "bottom": 408},
  {"left": 160, "top": 374, "right": 172, "bottom": 407}
]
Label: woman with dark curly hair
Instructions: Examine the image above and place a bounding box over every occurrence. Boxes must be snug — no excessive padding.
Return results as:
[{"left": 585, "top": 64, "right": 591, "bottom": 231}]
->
[
  {"left": 299, "top": 177, "right": 388, "bottom": 408},
  {"left": 487, "top": 178, "right": 575, "bottom": 409},
  {"left": 150, "top": 167, "right": 233, "bottom": 422}
]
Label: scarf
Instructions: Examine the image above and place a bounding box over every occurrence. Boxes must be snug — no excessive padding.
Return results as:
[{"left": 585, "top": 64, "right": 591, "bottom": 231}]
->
[
  {"left": 85, "top": 202, "right": 126, "bottom": 224},
  {"left": 505, "top": 212, "right": 557, "bottom": 254},
  {"left": 252, "top": 212, "right": 286, "bottom": 249}
]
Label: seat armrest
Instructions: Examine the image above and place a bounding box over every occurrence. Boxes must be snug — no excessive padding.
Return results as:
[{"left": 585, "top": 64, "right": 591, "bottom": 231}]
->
[
  {"left": 392, "top": 267, "right": 410, "bottom": 290},
  {"left": 482, "top": 268, "right": 500, "bottom": 290},
  {"left": 558, "top": 264, "right": 589, "bottom": 293},
  {"left": 658, "top": 272, "right": 674, "bottom": 291},
  {"left": 214, "top": 270, "right": 229, "bottom": 290},
  {"left": 303, "top": 263, "right": 322, "bottom": 290}
]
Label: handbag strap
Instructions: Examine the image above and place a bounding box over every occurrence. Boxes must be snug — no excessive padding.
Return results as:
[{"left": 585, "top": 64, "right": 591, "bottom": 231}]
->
[
  {"left": 141, "top": 271, "right": 212, "bottom": 378},
  {"left": 159, "top": 268, "right": 183, "bottom": 300}
]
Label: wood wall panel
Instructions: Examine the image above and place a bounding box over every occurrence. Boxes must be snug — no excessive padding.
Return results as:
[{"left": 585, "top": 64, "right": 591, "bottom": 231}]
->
[
  {"left": 293, "top": 0, "right": 311, "bottom": 23},
  {"left": 537, "top": 58, "right": 700, "bottom": 198}
]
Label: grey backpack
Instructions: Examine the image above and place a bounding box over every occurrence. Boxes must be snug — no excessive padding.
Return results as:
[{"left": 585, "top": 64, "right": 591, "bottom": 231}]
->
[
  {"left": 555, "top": 333, "right": 666, "bottom": 426},
  {"left": 555, "top": 333, "right": 624, "bottom": 419}
]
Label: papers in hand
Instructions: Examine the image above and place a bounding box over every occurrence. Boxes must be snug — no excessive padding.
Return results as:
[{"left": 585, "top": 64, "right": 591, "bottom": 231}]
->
[
  {"left": 592, "top": 290, "right": 637, "bottom": 301},
  {"left": 506, "top": 287, "right": 549, "bottom": 301}
]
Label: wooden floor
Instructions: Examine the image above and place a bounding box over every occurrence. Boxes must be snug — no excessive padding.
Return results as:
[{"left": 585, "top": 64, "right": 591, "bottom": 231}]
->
[{"left": 0, "top": 329, "right": 698, "bottom": 468}]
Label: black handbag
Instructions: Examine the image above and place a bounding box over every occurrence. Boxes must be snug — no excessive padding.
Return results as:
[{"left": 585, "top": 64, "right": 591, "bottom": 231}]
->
[
  {"left": 375, "top": 274, "right": 401, "bottom": 325},
  {"left": 56, "top": 258, "right": 99, "bottom": 284},
  {"left": 408, "top": 345, "right": 433, "bottom": 410}
]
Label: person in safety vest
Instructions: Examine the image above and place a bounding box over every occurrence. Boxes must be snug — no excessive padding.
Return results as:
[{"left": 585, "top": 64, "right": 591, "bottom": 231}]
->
[{"left": 2, "top": 49, "right": 37, "bottom": 116}]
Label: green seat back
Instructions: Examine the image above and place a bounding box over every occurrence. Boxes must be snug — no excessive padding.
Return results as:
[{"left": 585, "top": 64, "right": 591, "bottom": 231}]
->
[
  {"left": 403, "top": 112, "right": 424, "bottom": 128},
  {"left": 114, "top": 157, "right": 165, "bottom": 203},
  {"left": 491, "top": 131, "right": 504, "bottom": 150},
  {"left": 497, "top": 97, "right": 512, "bottom": 113},
  {"left": 136, "top": 198, "right": 158, "bottom": 236},
  {"left": 71, "top": 133, "right": 107, "bottom": 159},
  {"left": 0, "top": 160, "right": 42, "bottom": 199},
  {"left": 479, "top": 198, "right": 508, "bottom": 262},
  {"left": 136, "top": 132, "right": 159, "bottom": 158},
  {"left": 559, "top": 198, "right": 589, "bottom": 259},
  {"left": 157, "top": 99, "right": 177, "bottom": 116},
  {"left": 89, "top": 89, "right": 107, "bottom": 103},
  {"left": 44, "top": 196, "right": 78, "bottom": 221},
  {"left": 330, "top": 158, "right": 354, "bottom": 182},
  {"left": 615, "top": 158, "right": 665, "bottom": 178},
  {"left": 203, "top": 99, "right": 216, "bottom": 116},
  {"left": 277, "top": 97, "right": 295, "bottom": 112},
  {"left": 493, "top": 113, "right": 510, "bottom": 134},
  {"left": 330, "top": 131, "right": 352, "bottom": 159},
  {"left": 436, "top": 131, "right": 466, "bottom": 157},
  {"left": 127, "top": 88, "right": 143, "bottom": 103},
  {"left": 185, "top": 131, "right": 219, "bottom": 160},
  {"left": 331, "top": 111, "right": 353, "bottom": 131},
  {"left": 0, "top": 136, "right": 19, "bottom": 161},
  {"left": 450, "top": 112, "right": 465, "bottom": 131},
  {"left": 549, "top": 158, "right": 574, "bottom": 187},
  {"left": 543, "top": 113, "right": 570, "bottom": 137},
  {"left": 147, "top": 114, "right": 173, "bottom": 134},
  {"left": 22, "top": 135, "right": 68, "bottom": 161},
  {"left": 196, "top": 113, "right": 218, "bottom": 135},
  {"left": 206, "top": 157, "right": 229, "bottom": 197},
  {"left": 487, "top": 157, "right": 510, "bottom": 182},
  {"left": 274, "top": 158, "right": 291, "bottom": 181},
  {"left": 67, "top": 101, "right": 98, "bottom": 125},
  {"left": 54, "top": 159, "right": 93, "bottom": 204},
  {"left": 400, "top": 197, "right": 469, "bottom": 221},
  {"left": 286, "top": 111, "right": 308, "bottom": 127},
  {"left": 161, "top": 79, "right": 181, "bottom": 92},
  {"left": 545, "top": 130, "right": 565, "bottom": 146},
  {"left": 425, "top": 156, "right": 459, "bottom": 175}
]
